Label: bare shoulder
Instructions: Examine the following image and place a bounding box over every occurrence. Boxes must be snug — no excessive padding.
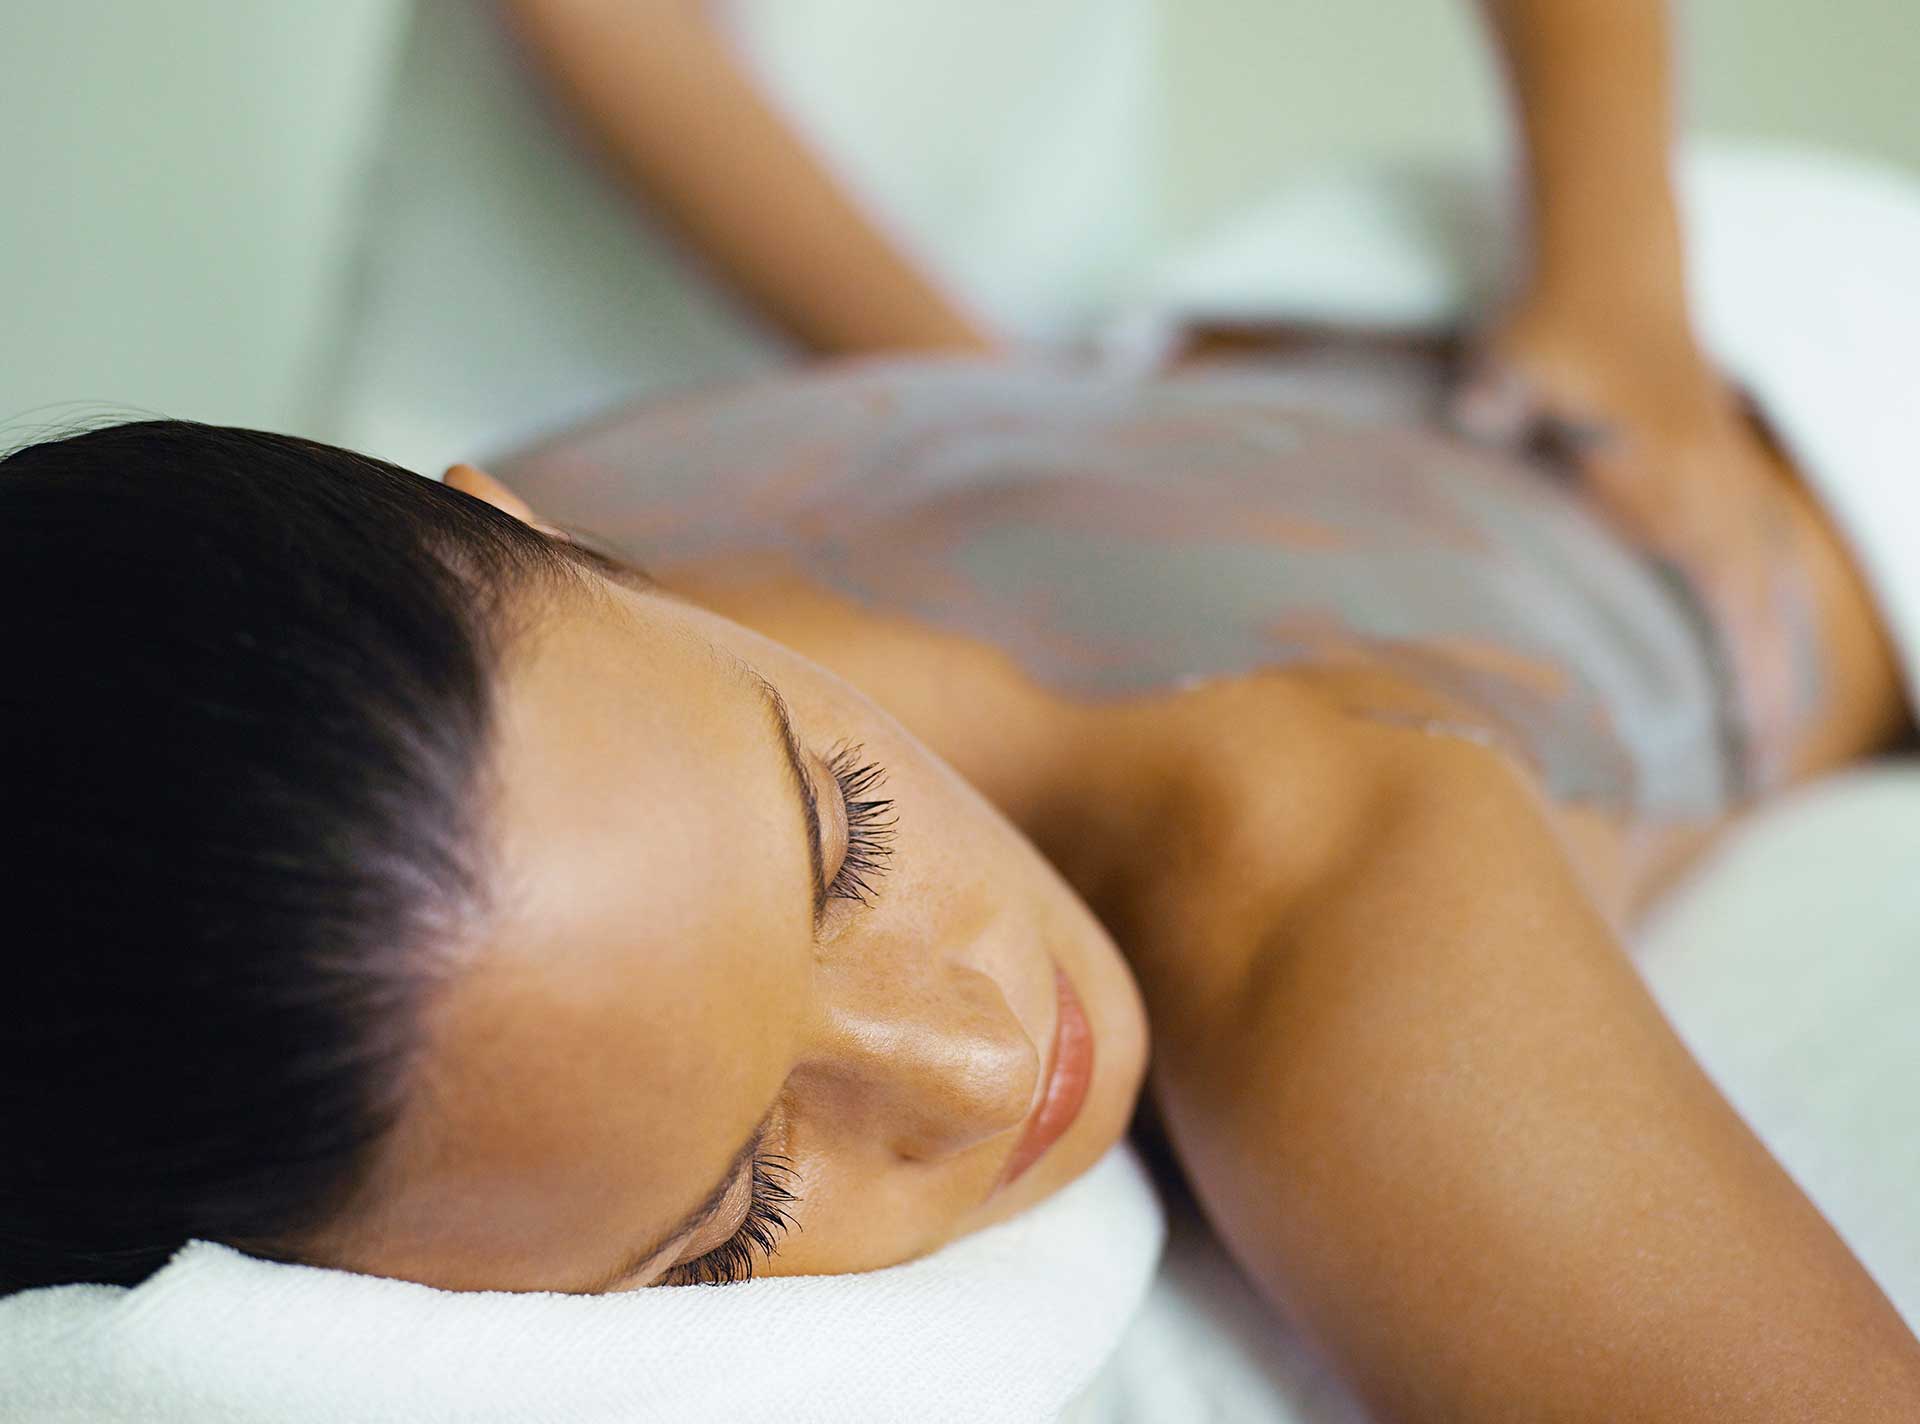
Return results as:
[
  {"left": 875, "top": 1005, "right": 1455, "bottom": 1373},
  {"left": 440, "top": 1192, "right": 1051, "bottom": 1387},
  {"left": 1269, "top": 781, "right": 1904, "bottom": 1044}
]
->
[
  {"left": 1052, "top": 662, "right": 1567, "bottom": 1035},
  {"left": 1117, "top": 668, "right": 1920, "bottom": 1423}
]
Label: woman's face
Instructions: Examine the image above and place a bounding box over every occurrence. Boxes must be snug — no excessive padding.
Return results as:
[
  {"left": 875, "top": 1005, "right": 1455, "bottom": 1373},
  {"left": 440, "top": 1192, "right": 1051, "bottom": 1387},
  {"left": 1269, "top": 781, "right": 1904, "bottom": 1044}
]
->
[{"left": 303, "top": 481, "right": 1149, "bottom": 1292}]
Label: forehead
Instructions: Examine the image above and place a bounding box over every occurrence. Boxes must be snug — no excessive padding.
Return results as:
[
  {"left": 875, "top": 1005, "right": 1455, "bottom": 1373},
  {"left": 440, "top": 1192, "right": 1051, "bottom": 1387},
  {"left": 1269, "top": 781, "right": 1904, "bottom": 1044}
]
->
[{"left": 360, "top": 581, "right": 813, "bottom": 1287}]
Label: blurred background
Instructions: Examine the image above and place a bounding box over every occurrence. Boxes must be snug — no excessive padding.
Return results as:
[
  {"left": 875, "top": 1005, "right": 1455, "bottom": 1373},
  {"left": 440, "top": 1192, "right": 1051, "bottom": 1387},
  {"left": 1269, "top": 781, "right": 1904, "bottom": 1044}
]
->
[{"left": 4, "top": 0, "right": 1916, "bottom": 472}]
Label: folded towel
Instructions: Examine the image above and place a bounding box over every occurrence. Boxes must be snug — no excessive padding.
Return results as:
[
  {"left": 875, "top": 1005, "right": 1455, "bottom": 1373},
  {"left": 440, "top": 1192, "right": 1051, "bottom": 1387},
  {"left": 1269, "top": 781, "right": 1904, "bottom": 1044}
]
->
[{"left": 0, "top": 1142, "right": 1164, "bottom": 1423}]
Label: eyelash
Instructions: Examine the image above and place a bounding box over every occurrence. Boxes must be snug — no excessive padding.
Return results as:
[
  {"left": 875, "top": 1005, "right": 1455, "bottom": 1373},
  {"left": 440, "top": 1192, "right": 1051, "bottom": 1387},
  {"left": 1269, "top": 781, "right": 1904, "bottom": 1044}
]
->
[
  {"left": 823, "top": 743, "right": 897, "bottom": 906},
  {"left": 657, "top": 1154, "right": 801, "bottom": 1287},
  {"left": 658, "top": 747, "right": 893, "bottom": 1288}
]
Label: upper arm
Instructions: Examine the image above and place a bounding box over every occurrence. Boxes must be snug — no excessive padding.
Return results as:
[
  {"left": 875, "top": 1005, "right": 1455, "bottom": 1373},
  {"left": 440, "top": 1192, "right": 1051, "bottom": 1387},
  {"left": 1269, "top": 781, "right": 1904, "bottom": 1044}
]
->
[{"left": 1152, "top": 738, "right": 1920, "bottom": 1421}]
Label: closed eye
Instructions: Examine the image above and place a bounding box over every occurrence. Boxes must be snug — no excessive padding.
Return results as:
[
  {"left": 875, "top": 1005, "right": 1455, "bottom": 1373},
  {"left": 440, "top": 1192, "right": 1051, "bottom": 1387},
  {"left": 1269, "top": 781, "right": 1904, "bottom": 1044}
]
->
[
  {"left": 747, "top": 675, "right": 897, "bottom": 925},
  {"left": 654, "top": 1152, "right": 801, "bottom": 1288},
  {"left": 821, "top": 743, "right": 896, "bottom": 906}
]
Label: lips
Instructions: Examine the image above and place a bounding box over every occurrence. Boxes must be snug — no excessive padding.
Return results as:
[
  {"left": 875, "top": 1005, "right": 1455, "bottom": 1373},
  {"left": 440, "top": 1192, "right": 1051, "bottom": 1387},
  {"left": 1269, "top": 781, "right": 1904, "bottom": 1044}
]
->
[{"left": 996, "top": 965, "right": 1095, "bottom": 1190}]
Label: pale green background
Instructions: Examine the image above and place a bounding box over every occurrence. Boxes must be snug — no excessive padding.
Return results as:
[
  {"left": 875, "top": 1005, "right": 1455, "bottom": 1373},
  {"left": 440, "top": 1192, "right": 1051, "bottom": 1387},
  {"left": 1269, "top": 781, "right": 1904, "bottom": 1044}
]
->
[
  {"left": 1164, "top": 0, "right": 1920, "bottom": 239},
  {"left": 1, "top": 1, "right": 410, "bottom": 437},
  {"left": 2, "top": 0, "right": 1914, "bottom": 438}
]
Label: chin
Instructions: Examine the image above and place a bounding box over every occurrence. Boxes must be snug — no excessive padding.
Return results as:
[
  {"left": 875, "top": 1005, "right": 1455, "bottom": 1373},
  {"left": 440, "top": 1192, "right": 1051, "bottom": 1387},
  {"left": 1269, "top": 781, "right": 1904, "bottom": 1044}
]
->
[{"left": 1083, "top": 925, "right": 1153, "bottom": 1159}]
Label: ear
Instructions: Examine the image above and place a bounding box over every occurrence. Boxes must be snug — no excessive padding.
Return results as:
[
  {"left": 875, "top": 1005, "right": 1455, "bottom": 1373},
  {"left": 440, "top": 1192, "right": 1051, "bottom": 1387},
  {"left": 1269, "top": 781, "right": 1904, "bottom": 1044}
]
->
[
  {"left": 444, "top": 463, "right": 541, "bottom": 526},
  {"left": 443, "top": 462, "right": 537, "bottom": 525},
  {"left": 444, "top": 463, "right": 581, "bottom": 544}
]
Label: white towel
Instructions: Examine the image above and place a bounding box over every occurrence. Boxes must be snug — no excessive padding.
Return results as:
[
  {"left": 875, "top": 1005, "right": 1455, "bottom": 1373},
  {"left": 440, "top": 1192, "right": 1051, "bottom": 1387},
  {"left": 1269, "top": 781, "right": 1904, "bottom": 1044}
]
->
[
  {"left": 1683, "top": 147, "right": 1920, "bottom": 711},
  {"left": 0, "top": 1143, "right": 1164, "bottom": 1423}
]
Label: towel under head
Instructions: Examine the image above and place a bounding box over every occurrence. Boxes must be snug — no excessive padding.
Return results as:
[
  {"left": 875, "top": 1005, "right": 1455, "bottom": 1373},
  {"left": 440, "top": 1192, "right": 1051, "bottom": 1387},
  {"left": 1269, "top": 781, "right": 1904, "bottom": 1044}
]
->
[{"left": 0, "top": 1142, "right": 1164, "bottom": 1424}]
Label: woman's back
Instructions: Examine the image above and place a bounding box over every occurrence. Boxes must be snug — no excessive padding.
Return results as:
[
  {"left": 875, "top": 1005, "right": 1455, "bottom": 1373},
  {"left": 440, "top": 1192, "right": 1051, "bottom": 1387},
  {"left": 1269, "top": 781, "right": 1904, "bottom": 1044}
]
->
[{"left": 503, "top": 351, "right": 1732, "bottom": 818}]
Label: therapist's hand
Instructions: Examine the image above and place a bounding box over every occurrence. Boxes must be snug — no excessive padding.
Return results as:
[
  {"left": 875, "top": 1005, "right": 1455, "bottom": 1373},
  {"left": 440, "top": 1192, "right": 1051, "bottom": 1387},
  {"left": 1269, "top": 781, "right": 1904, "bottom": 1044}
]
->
[
  {"left": 1467, "top": 0, "right": 1825, "bottom": 790},
  {"left": 1448, "top": 291, "right": 1809, "bottom": 792}
]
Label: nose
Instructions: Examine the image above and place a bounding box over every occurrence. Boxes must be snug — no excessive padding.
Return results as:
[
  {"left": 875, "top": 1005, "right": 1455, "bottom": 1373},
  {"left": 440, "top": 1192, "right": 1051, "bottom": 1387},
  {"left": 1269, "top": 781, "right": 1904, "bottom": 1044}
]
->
[{"left": 805, "top": 958, "right": 1042, "bottom": 1164}]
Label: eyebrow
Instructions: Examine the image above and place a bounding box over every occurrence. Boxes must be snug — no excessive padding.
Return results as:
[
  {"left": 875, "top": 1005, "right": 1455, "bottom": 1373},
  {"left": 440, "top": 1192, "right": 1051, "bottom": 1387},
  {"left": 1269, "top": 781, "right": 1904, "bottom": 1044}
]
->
[
  {"left": 579, "top": 1109, "right": 778, "bottom": 1294},
  {"left": 747, "top": 671, "right": 828, "bottom": 923}
]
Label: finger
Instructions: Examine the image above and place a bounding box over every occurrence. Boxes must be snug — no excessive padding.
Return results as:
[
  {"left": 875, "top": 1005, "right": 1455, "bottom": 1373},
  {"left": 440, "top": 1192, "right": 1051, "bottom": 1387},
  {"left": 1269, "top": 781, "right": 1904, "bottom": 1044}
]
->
[
  {"left": 1445, "top": 357, "right": 1541, "bottom": 446},
  {"left": 442, "top": 463, "right": 549, "bottom": 528}
]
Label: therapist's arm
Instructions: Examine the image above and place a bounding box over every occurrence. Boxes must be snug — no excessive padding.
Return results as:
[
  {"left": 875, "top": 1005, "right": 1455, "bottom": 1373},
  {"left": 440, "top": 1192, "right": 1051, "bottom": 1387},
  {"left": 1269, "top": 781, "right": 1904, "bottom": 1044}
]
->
[
  {"left": 1465, "top": 0, "right": 1721, "bottom": 448},
  {"left": 1475, "top": 0, "right": 1695, "bottom": 359},
  {"left": 1466, "top": 0, "right": 1816, "bottom": 787},
  {"left": 503, "top": 0, "right": 996, "bottom": 355}
]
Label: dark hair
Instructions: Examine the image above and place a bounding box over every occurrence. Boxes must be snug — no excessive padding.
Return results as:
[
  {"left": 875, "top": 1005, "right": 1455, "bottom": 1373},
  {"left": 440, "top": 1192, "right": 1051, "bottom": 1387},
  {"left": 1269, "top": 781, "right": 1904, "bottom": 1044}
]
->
[{"left": 0, "top": 419, "right": 570, "bottom": 1294}]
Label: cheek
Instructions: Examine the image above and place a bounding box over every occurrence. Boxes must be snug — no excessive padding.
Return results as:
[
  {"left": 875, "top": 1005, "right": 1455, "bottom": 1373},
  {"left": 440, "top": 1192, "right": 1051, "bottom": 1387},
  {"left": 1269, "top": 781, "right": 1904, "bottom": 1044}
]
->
[
  {"left": 759, "top": 1082, "right": 1010, "bottom": 1276},
  {"left": 775, "top": 839, "right": 1142, "bottom": 1274}
]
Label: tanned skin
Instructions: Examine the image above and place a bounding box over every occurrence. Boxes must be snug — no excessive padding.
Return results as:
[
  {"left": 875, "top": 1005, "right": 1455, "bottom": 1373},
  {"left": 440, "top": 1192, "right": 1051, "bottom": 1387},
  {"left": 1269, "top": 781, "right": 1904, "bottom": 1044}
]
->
[
  {"left": 474, "top": 2, "right": 1920, "bottom": 1416},
  {"left": 591, "top": 454, "right": 1918, "bottom": 1423}
]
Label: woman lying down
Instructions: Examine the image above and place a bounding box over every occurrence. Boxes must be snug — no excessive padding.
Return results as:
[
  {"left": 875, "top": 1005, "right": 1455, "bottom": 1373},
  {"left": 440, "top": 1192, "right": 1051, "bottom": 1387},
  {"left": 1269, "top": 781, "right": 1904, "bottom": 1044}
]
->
[{"left": 8, "top": 35, "right": 1920, "bottom": 1424}]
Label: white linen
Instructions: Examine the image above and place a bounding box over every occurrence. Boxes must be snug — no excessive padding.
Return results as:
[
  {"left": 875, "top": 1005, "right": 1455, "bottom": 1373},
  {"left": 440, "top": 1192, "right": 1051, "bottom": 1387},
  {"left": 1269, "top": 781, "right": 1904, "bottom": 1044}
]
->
[{"left": 0, "top": 1142, "right": 1164, "bottom": 1424}]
